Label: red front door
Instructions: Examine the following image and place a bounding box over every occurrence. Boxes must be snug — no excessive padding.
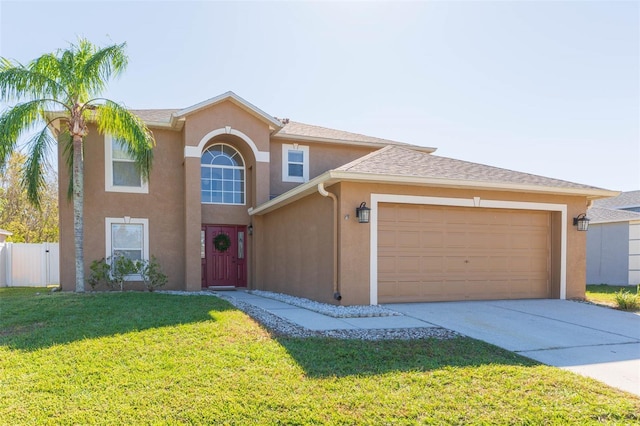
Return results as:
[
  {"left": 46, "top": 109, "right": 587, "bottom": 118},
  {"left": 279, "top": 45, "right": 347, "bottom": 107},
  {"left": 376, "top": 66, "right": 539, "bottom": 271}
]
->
[{"left": 201, "top": 225, "right": 247, "bottom": 288}]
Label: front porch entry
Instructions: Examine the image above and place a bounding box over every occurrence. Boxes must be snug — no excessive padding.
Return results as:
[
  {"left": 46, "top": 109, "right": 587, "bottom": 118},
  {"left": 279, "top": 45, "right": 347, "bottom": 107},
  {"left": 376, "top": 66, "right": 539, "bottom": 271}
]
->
[{"left": 201, "top": 224, "right": 247, "bottom": 288}]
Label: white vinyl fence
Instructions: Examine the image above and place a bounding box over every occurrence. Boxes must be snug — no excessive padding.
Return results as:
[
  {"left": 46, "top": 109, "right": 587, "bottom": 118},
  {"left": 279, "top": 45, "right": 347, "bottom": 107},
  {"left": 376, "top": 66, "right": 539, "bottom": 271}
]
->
[{"left": 0, "top": 242, "right": 60, "bottom": 287}]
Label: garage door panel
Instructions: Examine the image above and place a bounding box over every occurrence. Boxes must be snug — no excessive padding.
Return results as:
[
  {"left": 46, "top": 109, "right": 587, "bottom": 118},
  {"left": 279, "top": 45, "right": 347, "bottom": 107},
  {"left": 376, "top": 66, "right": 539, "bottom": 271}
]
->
[
  {"left": 445, "top": 232, "right": 469, "bottom": 247},
  {"left": 397, "top": 257, "right": 421, "bottom": 273},
  {"left": 397, "top": 231, "right": 420, "bottom": 248},
  {"left": 378, "top": 204, "right": 551, "bottom": 303},
  {"left": 420, "top": 231, "right": 444, "bottom": 247},
  {"left": 420, "top": 208, "right": 446, "bottom": 223},
  {"left": 397, "top": 205, "right": 421, "bottom": 222},
  {"left": 378, "top": 230, "right": 396, "bottom": 247}
]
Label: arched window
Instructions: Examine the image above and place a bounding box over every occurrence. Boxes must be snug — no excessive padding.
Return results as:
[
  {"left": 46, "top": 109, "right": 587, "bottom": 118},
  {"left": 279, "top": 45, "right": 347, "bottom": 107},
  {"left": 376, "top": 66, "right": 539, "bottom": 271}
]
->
[{"left": 201, "top": 144, "right": 245, "bottom": 205}]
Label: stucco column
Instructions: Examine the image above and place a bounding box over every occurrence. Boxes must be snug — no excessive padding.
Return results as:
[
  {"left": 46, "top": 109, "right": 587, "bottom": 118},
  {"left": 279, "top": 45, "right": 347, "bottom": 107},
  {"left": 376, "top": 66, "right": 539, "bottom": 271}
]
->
[
  {"left": 255, "top": 162, "right": 271, "bottom": 205},
  {"left": 184, "top": 156, "right": 202, "bottom": 291}
]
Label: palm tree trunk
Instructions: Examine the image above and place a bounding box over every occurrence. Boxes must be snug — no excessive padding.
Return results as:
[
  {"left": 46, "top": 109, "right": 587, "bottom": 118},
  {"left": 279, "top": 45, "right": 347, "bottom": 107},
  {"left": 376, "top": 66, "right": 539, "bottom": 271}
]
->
[{"left": 73, "top": 134, "right": 84, "bottom": 292}]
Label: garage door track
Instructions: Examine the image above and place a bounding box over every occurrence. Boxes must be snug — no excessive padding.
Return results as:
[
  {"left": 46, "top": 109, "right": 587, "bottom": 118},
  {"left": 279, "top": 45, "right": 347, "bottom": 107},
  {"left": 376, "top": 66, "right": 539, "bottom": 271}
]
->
[{"left": 386, "top": 300, "right": 640, "bottom": 396}]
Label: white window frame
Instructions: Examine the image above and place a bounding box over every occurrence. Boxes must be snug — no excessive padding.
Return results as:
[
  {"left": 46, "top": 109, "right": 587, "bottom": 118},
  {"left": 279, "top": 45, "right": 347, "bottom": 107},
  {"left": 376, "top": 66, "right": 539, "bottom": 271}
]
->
[
  {"left": 282, "top": 143, "right": 309, "bottom": 183},
  {"left": 105, "top": 217, "right": 149, "bottom": 280},
  {"left": 105, "top": 134, "right": 149, "bottom": 194},
  {"left": 201, "top": 143, "right": 246, "bottom": 206}
]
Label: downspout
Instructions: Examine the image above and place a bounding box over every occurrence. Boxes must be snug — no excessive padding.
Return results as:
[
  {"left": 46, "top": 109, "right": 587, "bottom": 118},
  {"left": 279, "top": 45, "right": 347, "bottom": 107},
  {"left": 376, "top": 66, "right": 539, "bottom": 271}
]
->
[{"left": 318, "top": 183, "right": 341, "bottom": 301}]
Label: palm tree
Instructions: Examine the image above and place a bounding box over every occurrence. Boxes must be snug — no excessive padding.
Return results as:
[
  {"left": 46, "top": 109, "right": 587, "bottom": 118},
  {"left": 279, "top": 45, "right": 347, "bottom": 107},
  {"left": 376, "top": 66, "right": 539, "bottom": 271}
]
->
[{"left": 0, "top": 39, "right": 155, "bottom": 292}]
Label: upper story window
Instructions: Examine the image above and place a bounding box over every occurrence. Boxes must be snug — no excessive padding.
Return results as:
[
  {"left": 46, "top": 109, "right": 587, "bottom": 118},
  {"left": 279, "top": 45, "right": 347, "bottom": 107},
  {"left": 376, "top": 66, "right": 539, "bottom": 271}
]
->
[
  {"left": 282, "top": 143, "right": 309, "bottom": 183},
  {"left": 105, "top": 135, "right": 149, "bottom": 194},
  {"left": 201, "top": 144, "right": 245, "bottom": 205}
]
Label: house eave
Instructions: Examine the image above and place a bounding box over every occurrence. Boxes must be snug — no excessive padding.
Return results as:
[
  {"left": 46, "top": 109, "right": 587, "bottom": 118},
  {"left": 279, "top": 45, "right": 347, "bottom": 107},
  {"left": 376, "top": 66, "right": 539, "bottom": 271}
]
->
[
  {"left": 145, "top": 120, "right": 183, "bottom": 130},
  {"left": 272, "top": 132, "right": 437, "bottom": 153},
  {"left": 250, "top": 171, "right": 619, "bottom": 216},
  {"left": 249, "top": 172, "right": 337, "bottom": 216}
]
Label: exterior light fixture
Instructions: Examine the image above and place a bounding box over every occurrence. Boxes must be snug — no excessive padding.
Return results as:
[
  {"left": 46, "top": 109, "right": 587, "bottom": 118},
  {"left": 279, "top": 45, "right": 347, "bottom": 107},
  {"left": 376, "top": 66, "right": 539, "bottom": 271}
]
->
[
  {"left": 573, "top": 213, "right": 590, "bottom": 231},
  {"left": 248, "top": 224, "right": 253, "bottom": 235},
  {"left": 356, "top": 202, "right": 371, "bottom": 224}
]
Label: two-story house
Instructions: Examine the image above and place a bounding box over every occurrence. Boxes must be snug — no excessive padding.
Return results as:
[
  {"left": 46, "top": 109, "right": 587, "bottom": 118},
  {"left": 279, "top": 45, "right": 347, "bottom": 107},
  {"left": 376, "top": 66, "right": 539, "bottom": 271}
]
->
[{"left": 55, "top": 92, "right": 616, "bottom": 305}]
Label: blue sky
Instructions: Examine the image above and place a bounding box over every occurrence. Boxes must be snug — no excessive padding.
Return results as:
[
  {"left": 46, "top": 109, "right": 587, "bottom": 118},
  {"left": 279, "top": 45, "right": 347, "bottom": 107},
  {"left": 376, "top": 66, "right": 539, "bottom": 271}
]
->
[{"left": 1, "top": 0, "right": 638, "bottom": 191}]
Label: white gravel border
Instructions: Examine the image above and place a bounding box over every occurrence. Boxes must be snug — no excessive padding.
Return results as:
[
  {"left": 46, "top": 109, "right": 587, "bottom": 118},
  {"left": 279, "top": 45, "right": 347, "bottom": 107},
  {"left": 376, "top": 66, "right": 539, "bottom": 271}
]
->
[
  {"left": 249, "top": 290, "right": 402, "bottom": 318},
  {"left": 158, "top": 289, "right": 459, "bottom": 340}
]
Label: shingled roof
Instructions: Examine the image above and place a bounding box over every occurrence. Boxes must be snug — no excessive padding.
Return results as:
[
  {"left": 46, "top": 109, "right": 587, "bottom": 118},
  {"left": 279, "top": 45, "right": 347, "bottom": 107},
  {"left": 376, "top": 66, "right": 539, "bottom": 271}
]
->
[
  {"left": 129, "top": 109, "right": 179, "bottom": 124},
  {"left": 336, "top": 145, "right": 606, "bottom": 191},
  {"left": 273, "top": 121, "right": 434, "bottom": 150},
  {"left": 128, "top": 110, "right": 427, "bottom": 150},
  {"left": 250, "top": 145, "right": 617, "bottom": 216},
  {"left": 587, "top": 207, "right": 640, "bottom": 224},
  {"left": 592, "top": 190, "right": 640, "bottom": 209}
]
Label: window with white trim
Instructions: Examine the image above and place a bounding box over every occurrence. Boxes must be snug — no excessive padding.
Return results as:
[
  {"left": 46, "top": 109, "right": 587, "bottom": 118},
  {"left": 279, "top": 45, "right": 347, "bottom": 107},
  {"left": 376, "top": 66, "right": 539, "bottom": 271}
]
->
[
  {"left": 105, "top": 217, "right": 149, "bottom": 279},
  {"left": 201, "top": 144, "right": 245, "bottom": 205},
  {"left": 105, "top": 134, "right": 148, "bottom": 193},
  {"left": 282, "top": 143, "right": 309, "bottom": 183}
]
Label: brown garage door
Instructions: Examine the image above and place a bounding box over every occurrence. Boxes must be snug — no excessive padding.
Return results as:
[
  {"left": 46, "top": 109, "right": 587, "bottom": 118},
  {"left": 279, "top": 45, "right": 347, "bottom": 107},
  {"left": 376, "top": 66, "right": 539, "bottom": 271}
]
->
[{"left": 378, "top": 203, "right": 550, "bottom": 303}]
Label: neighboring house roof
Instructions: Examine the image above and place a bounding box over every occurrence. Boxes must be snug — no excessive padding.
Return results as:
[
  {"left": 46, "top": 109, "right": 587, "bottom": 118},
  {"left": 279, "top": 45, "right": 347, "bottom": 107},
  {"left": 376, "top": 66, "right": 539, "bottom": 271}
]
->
[
  {"left": 587, "top": 207, "right": 640, "bottom": 224},
  {"left": 592, "top": 190, "right": 640, "bottom": 210},
  {"left": 0, "top": 228, "right": 13, "bottom": 236},
  {"left": 250, "top": 145, "right": 618, "bottom": 216}
]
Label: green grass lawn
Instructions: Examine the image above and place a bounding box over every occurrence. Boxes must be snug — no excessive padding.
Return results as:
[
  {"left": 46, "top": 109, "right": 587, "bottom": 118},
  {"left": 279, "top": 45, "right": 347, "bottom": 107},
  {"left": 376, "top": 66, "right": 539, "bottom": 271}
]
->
[
  {"left": 1, "top": 288, "right": 638, "bottom": 424},
  {"left": 587, "top": 284, "right": 640, "bottom": 311}
]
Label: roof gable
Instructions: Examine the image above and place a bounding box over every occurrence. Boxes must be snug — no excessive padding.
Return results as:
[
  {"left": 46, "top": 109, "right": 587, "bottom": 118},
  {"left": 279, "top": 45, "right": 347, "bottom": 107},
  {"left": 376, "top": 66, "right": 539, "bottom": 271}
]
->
[{"left": 172, "top": 91, "right": 283, "bottom": 130}]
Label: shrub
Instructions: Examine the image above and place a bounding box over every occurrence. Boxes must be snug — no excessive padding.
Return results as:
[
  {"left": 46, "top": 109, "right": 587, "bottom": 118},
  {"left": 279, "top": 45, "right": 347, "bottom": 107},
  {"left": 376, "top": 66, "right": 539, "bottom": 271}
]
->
[
  {"left": 136, "top": 256, "right": 168, "bottom": 292},
  {"left": 110, "top": 254, "right": 138, "bottom": 292},
  {"left": 87, "top": 258, "right": 111, "bottom": 291},
  {"left": 614, "top": 288, "right": 640, "bottom": 311},
  {"left": 87, "top": 255, "right": 168, "bottom": 292}
]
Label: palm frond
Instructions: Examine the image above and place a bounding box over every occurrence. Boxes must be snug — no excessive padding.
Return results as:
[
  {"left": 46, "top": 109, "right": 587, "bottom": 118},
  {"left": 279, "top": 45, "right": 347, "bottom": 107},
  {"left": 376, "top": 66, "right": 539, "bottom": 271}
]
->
[
  {"left": 80, "top": 40, "right": 128, "bottom": 98},
  {"left": 94, "top": 100, "right": 155, "bottom": 181},
  {"left": 22, "top": 126, "right": 57, "bottom": 208},
  {"left": 0, "top": 64, "right": 67, "bottom": 103},
  {"left": 0, "top": 99, "right": 63, "bottom": 168}
]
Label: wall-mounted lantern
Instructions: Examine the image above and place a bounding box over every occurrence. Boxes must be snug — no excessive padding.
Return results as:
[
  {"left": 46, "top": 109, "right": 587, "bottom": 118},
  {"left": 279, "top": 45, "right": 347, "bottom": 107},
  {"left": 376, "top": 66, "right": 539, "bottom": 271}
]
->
[
  {"left": 573, "top": 213, "right": 590, "bottom": 231},
  {"left": 356, "top": 202, "right": 371, "bottom": 224},
  {"left": 248, "top": 224, "right": 253, "bottom": 235}
]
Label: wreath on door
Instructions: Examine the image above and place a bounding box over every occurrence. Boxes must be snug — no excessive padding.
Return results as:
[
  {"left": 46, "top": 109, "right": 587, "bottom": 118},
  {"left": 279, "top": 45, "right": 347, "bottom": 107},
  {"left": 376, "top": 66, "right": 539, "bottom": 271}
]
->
[{"left": 213, "top": 233, "right": 231, "bottom": 252}]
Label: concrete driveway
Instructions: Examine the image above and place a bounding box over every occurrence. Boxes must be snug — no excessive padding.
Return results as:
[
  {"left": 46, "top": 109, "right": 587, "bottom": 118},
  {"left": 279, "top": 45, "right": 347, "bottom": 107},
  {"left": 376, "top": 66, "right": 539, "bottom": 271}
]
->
[{"left": 386, "top": 300, "right": 640, "bottom": 396}]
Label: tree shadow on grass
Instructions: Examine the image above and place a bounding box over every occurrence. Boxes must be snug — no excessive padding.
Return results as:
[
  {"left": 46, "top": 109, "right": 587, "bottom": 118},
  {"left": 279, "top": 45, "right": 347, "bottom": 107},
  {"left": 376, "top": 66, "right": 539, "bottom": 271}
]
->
[
  {"left": 276, "top": 335, "right": 539, "bottom": 378},
  {"left": 0, "top": 289, "right": 234, "bottom": 351}
]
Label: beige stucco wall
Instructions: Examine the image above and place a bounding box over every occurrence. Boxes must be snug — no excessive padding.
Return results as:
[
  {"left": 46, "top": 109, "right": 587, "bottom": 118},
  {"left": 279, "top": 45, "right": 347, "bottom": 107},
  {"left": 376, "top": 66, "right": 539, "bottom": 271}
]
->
[
  {"left": 269, "top": 139, "right": 374, "bottom": 197},
  {"left": 181, "top": 101, "right": 274, "bottom": 290},
  {"left": 255, "top": 181, "right": 590, "bottom": 306},
  {"left": 254, "top": 192, "right": 336, "bottom": 304},
  {"left": 59, "top": 127, "right": 186, "bottom": 291}
]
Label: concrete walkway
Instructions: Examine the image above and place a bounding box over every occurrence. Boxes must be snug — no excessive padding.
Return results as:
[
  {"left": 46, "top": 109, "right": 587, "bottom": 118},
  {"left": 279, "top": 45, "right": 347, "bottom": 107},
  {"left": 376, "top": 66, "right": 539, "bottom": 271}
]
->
[
  {"left": 221, "top": 291, "right": 640, "bottom": 396},
  {"left": 221, "top": 291, "right": 438, "bottom": 330}
]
